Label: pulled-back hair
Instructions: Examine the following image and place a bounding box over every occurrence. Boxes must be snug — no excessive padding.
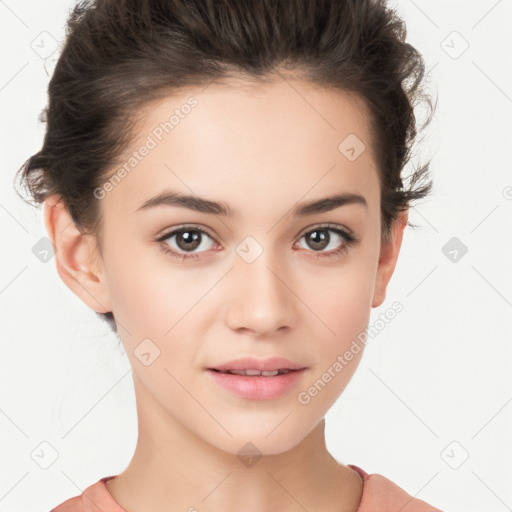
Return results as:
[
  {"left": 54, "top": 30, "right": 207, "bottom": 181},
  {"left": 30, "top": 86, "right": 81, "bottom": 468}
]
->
[{"left": 15, "top": 0, "right": 436, "bottom": 335}]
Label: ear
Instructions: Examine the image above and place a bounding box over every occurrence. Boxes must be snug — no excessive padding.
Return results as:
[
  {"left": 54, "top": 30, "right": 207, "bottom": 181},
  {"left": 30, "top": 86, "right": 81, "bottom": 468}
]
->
[
  {"left": 43, "top": 195, "right": 112, "bottom": 314},
  {"left": 371, "top": 210, "right": 408, "bottom": 308}
]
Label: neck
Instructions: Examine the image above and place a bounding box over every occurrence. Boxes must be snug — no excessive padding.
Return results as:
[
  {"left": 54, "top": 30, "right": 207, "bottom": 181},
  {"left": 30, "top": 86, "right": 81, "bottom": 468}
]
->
[{"left": 106, "top": 375, "right": 363, "bottom": 512}]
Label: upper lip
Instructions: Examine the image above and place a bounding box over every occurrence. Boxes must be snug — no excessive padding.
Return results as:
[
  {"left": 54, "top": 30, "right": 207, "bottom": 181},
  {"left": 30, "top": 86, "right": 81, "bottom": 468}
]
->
[{"left": 208, "top": 357, "right": 307, "bottom": 372}]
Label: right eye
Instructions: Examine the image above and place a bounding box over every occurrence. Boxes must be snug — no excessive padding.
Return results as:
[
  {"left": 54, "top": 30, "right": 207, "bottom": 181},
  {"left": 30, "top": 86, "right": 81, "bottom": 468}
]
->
[{"left": 156, "top": 225, "right": 219, "bottom": 261}]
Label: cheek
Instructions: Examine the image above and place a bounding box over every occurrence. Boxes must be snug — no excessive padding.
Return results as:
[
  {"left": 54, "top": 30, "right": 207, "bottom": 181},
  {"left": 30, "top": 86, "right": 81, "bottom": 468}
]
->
[
  {"left": 324, "top": 280, "right": 370, "bottom": 322},
  {"left": 104, "top": 261, "right": 164, "bottom": 334},
  {"left": 298, "top": 284, "right": 370, "bottom": 413},
  {"left": 103, "top": 243, "right": 209, "bottom": 377},
  {"left": 302, "top": 262, "right": 374, "bottom": 340},
  {"left": 102, "top": 239, "right": 188, "bottom": 334},
  {"left": 103, "top": 249, "right": 199, "bottom": 396},
  {"left": 298, "top": 262, "right": 373, "bottom": 392}
]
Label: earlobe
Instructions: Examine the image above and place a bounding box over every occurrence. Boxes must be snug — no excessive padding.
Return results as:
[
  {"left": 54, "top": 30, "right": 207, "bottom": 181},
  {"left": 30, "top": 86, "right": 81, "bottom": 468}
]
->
[
  {"left": 371, "top": 210, "right": 408, "bottom": 308},
  {"left": 43, "top": 195, "right": 112, "bottom": 314}
]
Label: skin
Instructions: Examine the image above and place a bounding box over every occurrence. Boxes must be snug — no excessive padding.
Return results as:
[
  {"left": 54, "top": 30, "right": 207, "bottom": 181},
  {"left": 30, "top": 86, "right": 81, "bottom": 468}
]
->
[{"left": 44, "top": 75, "right": 407, "bottom": 512}]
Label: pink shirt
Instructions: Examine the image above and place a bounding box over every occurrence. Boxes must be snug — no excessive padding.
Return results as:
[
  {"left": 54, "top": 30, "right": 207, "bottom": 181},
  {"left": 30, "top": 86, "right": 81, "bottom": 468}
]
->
[{"left": 50, "top": 464, "right": 442, "bottom": 511}]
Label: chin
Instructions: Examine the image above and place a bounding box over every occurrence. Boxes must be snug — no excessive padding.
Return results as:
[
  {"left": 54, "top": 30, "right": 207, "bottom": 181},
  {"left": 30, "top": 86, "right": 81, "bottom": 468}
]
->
[{"left": 202, "top": 424, "right": 313, "bottom": 460}]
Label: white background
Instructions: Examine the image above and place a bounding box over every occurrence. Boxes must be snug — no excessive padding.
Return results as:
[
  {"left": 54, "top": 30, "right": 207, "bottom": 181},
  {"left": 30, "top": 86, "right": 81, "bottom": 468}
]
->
[{"left": 1, "top": 1, "right": 511, "bottom": 511}]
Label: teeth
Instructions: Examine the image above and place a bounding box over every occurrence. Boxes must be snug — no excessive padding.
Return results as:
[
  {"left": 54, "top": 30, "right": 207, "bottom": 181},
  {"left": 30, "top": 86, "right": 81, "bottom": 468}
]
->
[
  {"left": 236, "top": 369, "right": 262, "bottom": 376},
  {"left": 222, "top": 369, "right": 290, "bottom": 376},
  {"left": 262, "top": 370, "right": 279, "bottom": 376}
]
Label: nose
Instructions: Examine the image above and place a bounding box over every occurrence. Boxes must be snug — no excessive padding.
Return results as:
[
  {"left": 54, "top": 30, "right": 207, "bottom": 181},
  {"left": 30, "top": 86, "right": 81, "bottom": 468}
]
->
[{"left": 224, "top": 250, "right": 297, "bottom": 337}]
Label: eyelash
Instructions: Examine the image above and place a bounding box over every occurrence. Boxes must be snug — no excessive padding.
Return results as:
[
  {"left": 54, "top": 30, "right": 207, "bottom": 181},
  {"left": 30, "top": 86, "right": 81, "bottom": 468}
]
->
[{"left": 155, "top": 223, "right": 358, "bottom": 262}]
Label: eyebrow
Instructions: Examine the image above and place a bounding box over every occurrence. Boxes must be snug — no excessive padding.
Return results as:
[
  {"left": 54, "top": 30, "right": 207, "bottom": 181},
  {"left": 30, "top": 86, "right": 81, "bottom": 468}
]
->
[{"left": 135, "top": 189, "right": 367, "bottom": 217}]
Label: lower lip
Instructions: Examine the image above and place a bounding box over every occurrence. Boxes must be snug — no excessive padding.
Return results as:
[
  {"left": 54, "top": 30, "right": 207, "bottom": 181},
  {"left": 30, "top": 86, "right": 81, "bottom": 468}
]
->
[{"left": 206, "top": 369, "right": 307, "bottom": 400}]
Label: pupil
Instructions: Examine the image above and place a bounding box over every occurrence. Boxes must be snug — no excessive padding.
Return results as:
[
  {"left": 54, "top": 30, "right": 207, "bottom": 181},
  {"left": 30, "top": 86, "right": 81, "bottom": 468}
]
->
[
  {"left": 177, "top": 230, "right": 201, "bottom": 251},
  {"left": 308, "top": 229, "right": 328, "bottom": 250}
]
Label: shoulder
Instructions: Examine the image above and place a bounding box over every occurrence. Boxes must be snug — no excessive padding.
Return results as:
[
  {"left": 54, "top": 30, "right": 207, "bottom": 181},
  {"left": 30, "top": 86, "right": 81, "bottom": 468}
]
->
[
  {"left": 50, "top": 495, "right": 83, "bottom": 512},
  {"left": 50, "top": 476, "right": 124, "bottom": 512},
  {"left": 348, "top": 464, "right": 443, "bottom": 512}
]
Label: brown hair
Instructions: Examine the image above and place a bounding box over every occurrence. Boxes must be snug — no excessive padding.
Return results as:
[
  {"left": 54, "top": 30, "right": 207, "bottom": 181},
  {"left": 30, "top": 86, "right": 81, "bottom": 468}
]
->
[{"left": 14, "top": 0, "right": 437, "bottom": 335}]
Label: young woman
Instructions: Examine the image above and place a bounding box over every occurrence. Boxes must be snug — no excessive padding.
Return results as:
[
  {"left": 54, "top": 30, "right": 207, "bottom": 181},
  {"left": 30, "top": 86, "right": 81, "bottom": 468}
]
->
[{"left": 16, "top": 0, "right": 442, "bottom": 510}]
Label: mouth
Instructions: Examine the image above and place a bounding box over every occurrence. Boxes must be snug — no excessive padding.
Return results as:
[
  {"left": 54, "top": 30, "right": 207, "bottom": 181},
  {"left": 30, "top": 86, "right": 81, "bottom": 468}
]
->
[
  {"left": 208, "top": 368, "right": 300, "bottom": 376},
  {"left": 205, "top": 358, "right": 308, "bottom": 400},
  {"left": 207, "top": 356, "right": 307, "bottom": 374}
]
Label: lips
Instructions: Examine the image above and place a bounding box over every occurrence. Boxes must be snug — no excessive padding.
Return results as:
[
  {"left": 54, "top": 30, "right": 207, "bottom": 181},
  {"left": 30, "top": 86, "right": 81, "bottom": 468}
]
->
[
  {"left": 205, "top": 357, "right": 308, "bottom": 399},
  {"left": 207, "top": 356, "right": 307, "bottom": 374},
  {"left": 206, "top": 361, "right": 307, "bottom": 400},
  {"left": 213, "top": 368, "right": 293, "bottom": 377}
]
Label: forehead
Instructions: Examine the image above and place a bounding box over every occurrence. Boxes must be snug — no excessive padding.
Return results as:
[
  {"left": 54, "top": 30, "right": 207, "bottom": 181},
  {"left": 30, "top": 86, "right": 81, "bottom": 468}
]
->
[{"left": 102, "top": 77, "right": 380, "bottom": 221}]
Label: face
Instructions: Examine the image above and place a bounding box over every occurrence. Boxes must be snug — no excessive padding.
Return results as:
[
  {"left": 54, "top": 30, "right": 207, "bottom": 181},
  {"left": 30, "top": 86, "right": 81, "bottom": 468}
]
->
[{"left": 47, "top": 76, "right": 406, "bottom": 456}]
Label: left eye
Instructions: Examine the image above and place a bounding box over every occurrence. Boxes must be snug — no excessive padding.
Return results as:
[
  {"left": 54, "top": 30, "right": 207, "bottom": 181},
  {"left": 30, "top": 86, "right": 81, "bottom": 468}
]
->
[{"left": 296, "top": 226, "right": 350, "bottom": 252}]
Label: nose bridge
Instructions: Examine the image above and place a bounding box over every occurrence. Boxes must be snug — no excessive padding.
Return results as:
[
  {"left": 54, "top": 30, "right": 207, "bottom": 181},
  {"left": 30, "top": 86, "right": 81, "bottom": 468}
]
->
[{"left": 226, "top": 235, "right": 296, "bottom": 335}]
